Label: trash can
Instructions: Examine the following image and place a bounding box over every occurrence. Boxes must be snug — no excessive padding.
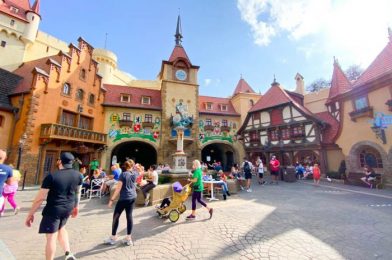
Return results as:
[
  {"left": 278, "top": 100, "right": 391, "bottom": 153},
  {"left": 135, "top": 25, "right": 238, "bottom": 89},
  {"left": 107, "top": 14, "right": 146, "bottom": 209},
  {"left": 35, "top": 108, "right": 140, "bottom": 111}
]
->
[{"left": 283, "top": 166, "right": 296, "bottom": 182}]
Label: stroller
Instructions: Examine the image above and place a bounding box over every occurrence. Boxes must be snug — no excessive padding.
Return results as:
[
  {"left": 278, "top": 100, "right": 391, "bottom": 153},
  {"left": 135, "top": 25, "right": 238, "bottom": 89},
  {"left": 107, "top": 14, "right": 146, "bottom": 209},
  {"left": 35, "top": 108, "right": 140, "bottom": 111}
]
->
[{"left": 156, "top": 182, "right": 192, "bottom": 222}]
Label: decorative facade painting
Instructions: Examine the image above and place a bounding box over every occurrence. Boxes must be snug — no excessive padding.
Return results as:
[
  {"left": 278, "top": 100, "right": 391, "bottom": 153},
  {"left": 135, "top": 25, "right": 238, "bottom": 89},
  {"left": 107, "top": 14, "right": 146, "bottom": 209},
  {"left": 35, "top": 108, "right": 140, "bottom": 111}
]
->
[
  {"left": 198, "top": 119, "right": 237, "bottom": 144},
  {"left": 108, "top": 113, "right": 161, "bottom": 143}
]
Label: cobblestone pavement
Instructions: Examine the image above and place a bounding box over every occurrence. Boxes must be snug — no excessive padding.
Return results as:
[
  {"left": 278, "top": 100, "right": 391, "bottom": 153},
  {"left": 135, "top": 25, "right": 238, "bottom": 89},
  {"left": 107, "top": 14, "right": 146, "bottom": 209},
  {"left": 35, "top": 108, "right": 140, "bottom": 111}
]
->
[{"left": 1, "top": 179, "right": 392, "bottom": 260}]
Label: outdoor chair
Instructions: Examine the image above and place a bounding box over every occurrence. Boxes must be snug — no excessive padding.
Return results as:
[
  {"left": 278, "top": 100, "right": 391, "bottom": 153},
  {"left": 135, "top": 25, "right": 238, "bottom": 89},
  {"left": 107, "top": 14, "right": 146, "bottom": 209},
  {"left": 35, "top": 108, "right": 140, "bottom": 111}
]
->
[{"left": 87, "top": 178, "right": 104, "bottom": 199}]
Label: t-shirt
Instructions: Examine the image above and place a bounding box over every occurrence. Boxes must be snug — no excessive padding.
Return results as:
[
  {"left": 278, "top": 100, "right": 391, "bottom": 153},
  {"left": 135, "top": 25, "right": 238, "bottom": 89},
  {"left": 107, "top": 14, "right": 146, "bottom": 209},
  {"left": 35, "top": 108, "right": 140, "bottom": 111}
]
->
[
  {"left": 89, "top": 160, "right": 99, "bottom": 170},
  {"left": 112, "top": 168, "right": 121, "bottom": 181},
  {"left": 192, "top": 168, "right": 204, "bottom": 192},
  {"left": 270, "top": 159, "right": 280, "bottom": 171},
  {"left": 150, "top": 170, "right": 158, "bottom": 186},
  {"left": 257, "top": 159, "right": 264, "bottom": 173},
  {"left": 41, "top": 168, "right": 83, "bottom": 218},
  {"left": 0, "top": 164, "right": 13, "bottom": 195},
  {"left": 118, "top": 170, "right": 139, "bottom": 201}
]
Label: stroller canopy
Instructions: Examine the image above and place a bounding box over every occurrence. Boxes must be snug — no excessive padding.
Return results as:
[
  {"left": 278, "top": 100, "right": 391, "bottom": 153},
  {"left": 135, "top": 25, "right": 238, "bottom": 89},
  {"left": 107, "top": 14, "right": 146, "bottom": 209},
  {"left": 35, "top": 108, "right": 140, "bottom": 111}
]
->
[{"left": 173, "top": 182, "right": 183, "bottom": 193}]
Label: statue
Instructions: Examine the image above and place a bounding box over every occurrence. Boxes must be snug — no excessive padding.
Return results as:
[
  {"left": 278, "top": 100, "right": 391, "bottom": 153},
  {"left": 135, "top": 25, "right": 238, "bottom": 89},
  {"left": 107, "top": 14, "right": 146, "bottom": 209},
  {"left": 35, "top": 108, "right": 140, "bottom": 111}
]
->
[{"left": 171, "top": 100, "right": 193, "bottom": 128}]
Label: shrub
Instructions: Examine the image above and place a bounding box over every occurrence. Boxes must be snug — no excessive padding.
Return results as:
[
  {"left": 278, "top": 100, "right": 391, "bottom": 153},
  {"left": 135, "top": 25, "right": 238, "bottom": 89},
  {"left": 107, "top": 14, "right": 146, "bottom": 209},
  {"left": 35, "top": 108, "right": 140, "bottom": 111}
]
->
[{"left": 158, "top": 175, "right": 172, "bottom": 184}]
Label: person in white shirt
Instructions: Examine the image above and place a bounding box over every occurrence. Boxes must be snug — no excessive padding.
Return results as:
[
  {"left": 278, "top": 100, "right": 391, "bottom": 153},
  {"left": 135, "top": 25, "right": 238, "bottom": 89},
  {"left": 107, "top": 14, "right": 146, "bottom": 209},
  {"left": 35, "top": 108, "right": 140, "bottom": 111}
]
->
[
  {"left": 256, "top": 156, "right": 266, "bottom": 185},
  {"left": 141, "top": 165, "right": 158, "bottom": 206}
]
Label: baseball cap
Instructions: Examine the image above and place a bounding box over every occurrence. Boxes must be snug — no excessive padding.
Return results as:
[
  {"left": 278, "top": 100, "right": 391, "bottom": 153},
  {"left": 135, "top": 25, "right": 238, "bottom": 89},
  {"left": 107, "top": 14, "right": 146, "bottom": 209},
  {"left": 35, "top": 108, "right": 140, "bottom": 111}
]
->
[{"left": 61, "top": 152, "right": 75, "bottom": 169}]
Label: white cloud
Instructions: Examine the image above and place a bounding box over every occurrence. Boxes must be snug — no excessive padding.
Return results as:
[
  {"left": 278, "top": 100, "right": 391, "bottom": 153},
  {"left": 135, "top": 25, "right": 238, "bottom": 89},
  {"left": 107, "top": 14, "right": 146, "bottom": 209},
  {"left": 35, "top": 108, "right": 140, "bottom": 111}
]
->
[
  {"left": 237, "top": 0, "right": 392, "bottom": 67},
  {"left": 204, "top": 78, "right": 212, "bottom": 86},
  {"left": 204, "top": 78, "right": 221, "bottom": 87}
]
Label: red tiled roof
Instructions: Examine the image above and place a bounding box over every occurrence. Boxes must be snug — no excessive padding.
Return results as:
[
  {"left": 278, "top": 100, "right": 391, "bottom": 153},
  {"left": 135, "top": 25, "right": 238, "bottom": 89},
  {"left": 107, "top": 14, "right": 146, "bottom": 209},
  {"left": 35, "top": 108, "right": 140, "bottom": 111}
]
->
[
  {"left": 199, "top": 96, "right": 240, "bottom": 116},
  {"left": 31, "top": 0, "right": 40, "bottom": 14},
  {"left": 327, "top": 60, "right": 352, "bottom": 103},
  {"left": 0, "top": 0, "right": 33, "bottom": 22},
  {"left": 12, "top": 55, "right": 54, "bottom": 94},
  {"left": 232, "top": 78, "right": 255, "bottom": 96},
  {"left": 352, "top": 40, "right": 392, "bottom": 88},
  {"left": 103, "top": 84, "right": 162, "bottom": 110},
  {"left": 168, "top": 46, "right": 191, "bottom": 64},
  {"left": 249, "top": 84, "right": 291, "bottom": 112},
  {"left": 315, "top": 111, "right": 340, "bottom": 144}
]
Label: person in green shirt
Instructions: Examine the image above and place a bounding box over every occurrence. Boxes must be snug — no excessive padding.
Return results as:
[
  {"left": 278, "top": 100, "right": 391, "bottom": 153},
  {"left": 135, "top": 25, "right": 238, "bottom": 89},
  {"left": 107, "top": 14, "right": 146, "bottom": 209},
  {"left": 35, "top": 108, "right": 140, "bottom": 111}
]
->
[
  {"left": 186, "top": 160, "right": 213, "bottom": 220},
  {"left": 89, "top": 158, "right": 99, "bottom": 175}
]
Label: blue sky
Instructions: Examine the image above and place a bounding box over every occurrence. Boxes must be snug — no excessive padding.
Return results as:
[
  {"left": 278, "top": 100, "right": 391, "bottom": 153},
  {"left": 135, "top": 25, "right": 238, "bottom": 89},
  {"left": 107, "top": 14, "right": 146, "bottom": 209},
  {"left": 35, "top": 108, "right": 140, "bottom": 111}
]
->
[{"left": 39, "top": 0, "right": 392, "bottom": 97}]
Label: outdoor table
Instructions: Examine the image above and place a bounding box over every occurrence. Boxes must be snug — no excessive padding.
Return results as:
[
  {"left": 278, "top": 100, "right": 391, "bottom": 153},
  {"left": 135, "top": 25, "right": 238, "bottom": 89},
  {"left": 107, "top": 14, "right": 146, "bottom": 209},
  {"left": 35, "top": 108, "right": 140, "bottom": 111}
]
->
[{"left": 203, "top": 180, "right": 224, "bottom": 201}]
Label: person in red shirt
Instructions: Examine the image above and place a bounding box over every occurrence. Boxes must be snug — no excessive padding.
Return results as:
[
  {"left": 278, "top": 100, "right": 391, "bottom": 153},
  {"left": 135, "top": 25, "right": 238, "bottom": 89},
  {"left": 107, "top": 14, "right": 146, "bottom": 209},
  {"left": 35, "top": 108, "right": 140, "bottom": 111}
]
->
[
  {"left": 269, "top": 156, "right": 280, "bottom": 184},
  {"left": 313, "top": 163, "right": 321, "bottom": 186}
]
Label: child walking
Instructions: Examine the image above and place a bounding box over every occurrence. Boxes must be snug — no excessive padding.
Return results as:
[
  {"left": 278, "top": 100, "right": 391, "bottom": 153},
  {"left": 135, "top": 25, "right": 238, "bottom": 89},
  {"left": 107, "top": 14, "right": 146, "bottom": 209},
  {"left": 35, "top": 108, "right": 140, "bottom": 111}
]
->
[
  {"left": 0, "top": 166, "right": 21, "bottom": 216},
  {"left": 313, "top": 163, "right": 321, "bottom": 186}
]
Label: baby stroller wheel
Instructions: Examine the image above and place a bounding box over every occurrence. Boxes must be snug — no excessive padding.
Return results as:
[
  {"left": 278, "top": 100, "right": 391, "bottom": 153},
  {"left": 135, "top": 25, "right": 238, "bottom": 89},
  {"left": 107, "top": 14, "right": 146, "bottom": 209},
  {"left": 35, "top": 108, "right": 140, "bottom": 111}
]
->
[
  {"left": 178, "top": 204, "right": 186, "bottom": 214},
  {"left": 169, "top": 209, "right": 180, "bottom": 222}
]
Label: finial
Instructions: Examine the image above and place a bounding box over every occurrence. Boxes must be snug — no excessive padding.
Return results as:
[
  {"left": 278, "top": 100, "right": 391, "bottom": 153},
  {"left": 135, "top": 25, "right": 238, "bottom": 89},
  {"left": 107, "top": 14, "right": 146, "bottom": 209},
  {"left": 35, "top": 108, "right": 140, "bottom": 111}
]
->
[
  {"left": 104, "top": 33, "right": 108, "bottom": 49},
  {"left": 175, "top": 14, "right": 183, "bottom": 46},
  {"left": 273, "top": 74, "right": 276, "bottom": 83},
  {"left": 240, "top": 73, "right": 243, "bottom": 79},
  {"left": 388, "top": 27, "right": 392, "bottom": 42}
]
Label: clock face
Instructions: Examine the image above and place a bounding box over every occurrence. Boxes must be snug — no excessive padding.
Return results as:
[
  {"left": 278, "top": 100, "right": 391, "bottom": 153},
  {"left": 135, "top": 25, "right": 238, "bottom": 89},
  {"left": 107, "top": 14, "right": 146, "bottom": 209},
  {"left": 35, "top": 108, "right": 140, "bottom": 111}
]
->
[{"left": 175, "top": 69, "right": 187, "bottom": 81}]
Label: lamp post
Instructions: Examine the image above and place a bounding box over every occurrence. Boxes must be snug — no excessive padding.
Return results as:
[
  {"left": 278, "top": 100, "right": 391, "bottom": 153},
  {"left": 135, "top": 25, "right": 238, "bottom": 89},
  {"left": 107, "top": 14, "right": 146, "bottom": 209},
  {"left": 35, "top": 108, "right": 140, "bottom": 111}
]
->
[{"left": 16, "top": 133, "right": 27, "bottom": 170}]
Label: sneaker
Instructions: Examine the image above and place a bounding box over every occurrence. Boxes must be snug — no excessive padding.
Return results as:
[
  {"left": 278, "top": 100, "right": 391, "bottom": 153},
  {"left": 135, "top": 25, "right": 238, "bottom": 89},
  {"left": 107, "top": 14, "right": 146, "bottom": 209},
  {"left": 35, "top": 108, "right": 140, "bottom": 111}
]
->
[
  {"left": 327, "top": 177, "right": 332, "bottom": 182},
  {"left": 14, "top": 207, "right": 20, "bottom": 215},
  {"left": 227, "top": 191, "right": 231, "bottom": 196},
  {"left": 246, "top": 189, "right": 252, "bottom": 192},
  {"left": 262, "top": 181, "right": 266, "bottom": 185},
  {"left": 186, "top": 214, "right": 196, "bottom": 220},
  {"left": 103, "top": 237, "right": 117, "bottom": 245},
  {"left": 240, "top": 186, "right": 244, "bottom": 190},
  {"left": 223, "top": 194, "right": 227, "bottom": 200},
  {"left": 209, "top": 208, "right": 213, "bottom": 219},
  {"left": 155, "top": 205, "right": 161, "bottom": 209},
  {"left": 122, "top": 238, "right": 134, "bottom": 246},
  {"left": 65, "top": 252, "right": 77, "bottom": 260},
  {"left": 144, "top": 199, "right": 150, "bottom": 207}
]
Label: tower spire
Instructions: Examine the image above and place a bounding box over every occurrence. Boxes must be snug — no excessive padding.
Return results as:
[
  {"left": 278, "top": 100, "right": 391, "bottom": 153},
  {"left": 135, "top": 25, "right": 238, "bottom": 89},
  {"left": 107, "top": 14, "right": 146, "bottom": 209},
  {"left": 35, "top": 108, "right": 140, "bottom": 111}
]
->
[{"left": 175, "top": 15, "right": 183, "bottom": 46}]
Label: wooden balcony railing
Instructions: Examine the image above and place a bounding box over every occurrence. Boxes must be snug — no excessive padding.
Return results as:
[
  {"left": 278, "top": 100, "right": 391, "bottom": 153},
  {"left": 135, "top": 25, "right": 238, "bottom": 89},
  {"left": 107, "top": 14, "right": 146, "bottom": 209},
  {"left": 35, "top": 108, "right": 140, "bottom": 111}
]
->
[
  {"left": 220, "top": 126, "right": 231, "bottom": 132},
  {"left": 40, "top": 124, "right": 107, "bottom": 144},
  {"left": 119, "top": 120, "right": 133, "bottom": 128}
]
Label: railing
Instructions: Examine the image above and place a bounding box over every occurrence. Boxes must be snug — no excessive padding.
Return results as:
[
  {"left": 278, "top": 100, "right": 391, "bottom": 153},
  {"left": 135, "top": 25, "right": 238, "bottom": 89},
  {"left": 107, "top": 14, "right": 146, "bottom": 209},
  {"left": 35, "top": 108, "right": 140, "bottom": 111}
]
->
[
  {"left": 119, "top": 120, "right": 133, "bottom": 127},
  {"left": 220, "top": 126, "right": 231, "bottom": 132},
  {"left": 349, "top": 106, "right": 373, "bottom": 121},
  {"left": 40, "top": 124, "right": 107, "bottom": 144}
]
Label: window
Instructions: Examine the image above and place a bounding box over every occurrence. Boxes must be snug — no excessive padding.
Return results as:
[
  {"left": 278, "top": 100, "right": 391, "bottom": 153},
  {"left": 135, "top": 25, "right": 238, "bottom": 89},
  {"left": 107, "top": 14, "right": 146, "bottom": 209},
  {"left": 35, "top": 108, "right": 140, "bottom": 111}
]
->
[
  {"left": 269, "top": 129, "right": 279, "bottom": 141},
  {"left": 76, "top": 89, "right": 84, "bottom": 101},
  {"left": 60, "top": 111, "right": 76, "bottom": 126},
  {"left": 206, "top": 102, "right": 213, "bottom": 110},
  {"left": 62, "top": 83, "right": 71, "bottom": 95},
  {"left": 10, "top": 6, "right": 19, "bottom": 13},
  {"left": 78, "top": 115, "right": 92, "bottom": 130},
  {"left": 121, "top": 94, "right": 131, "bottom": 102},
  {"left": 281, "top": 128, "right": 290, "bottom": 140},
  {"left": 1, "top": 41, "right": 6, "bottom": 48},
  {"left": 250, "top": 131, "right": 259, "bottom": 142},
  {"left": 0, "top": 115, "right": 4, "bottom": 127},
  {"left": 79, "top": 69, "right": 86, "bottom": 80},
  {"left": 220, "top": 104, "right": 228, "bottom": 111},
  {"left": 354, "top": 96, "right": 368, "bottom": 111},
  {"left": 249, "top": 99, "right": 254, "bottom": 107},
  {"left": 222, "top": 119, "right": 228, "bottom": 127},
  {"left": 205, "top": 119, "right": 212, "bottom": 126},
  {"left": 359, "top": 148, "right": 383, "bottom": 168},
  {"left": 10, "top": 20, "right": 15, "bottom": 26},
  {"left": 145, "top": 114, "right": 153, "bottom": 123},
  {"left": 141, "top": 96, "right": 151, "bottom": 105},
  {"left": 291, "top": 125, "right": 304, "bottom": 137},
  {"left": 123, "top": 113, "right": 131, "bottom": 121},
  {"left": 88, "top": 94, "right": 95, "bottom": 105}
]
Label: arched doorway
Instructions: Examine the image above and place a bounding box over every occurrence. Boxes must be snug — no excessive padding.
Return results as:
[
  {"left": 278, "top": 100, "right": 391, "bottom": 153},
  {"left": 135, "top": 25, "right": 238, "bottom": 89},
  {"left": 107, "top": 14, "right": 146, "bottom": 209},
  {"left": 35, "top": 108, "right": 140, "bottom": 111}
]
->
[
  {"left": 111, "top": 141, "right": 157, "bottom": 169},
  {"left": 201, "top": 143, "right": 235, "bottom": 171}
]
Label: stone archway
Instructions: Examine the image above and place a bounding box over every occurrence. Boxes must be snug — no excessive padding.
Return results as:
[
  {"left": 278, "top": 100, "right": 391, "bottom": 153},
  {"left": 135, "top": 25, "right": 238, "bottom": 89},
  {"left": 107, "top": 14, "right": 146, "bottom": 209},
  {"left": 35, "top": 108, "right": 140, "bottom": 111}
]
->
[
  {"left": 201, "top": 142, "right": 236, "bottom": 171},
  {"left": 347, "top": 141, "right": 388, "bottom": 174},
  {"left": 111, "top": 141, "right": 157, "bottom": 169}
]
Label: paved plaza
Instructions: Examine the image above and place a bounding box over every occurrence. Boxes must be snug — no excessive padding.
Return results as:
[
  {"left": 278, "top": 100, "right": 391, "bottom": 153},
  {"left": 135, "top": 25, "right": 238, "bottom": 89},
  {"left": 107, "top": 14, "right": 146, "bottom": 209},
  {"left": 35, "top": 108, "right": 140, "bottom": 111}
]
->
[{"left": 1, "top": 179, "right": 392, "bottom": 260}]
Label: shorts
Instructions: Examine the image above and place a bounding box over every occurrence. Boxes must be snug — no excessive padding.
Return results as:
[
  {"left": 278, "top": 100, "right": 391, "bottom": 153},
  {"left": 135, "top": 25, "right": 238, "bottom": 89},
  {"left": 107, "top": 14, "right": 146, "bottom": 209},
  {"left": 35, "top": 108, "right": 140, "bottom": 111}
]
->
[
  {"left": 244, "top": 172, "right": 252, "bottom": 179},
  {"left": 39, "top": 215, "right": 69, "bottom": 234},
  {"left": 270, "top": 170, "right": 279, "bottom": 176},
  {"left": 258, "top": 172, "right": 264, "bottom": 178}
]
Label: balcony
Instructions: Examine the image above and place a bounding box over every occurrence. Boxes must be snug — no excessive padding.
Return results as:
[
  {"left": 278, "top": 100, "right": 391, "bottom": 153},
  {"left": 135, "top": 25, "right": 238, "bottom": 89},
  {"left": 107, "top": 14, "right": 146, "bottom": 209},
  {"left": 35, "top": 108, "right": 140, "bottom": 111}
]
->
[
  {"left": 204, "top": 125, "right": 214, "bottom": 131},
  {"left": 220, "top": 125, "right": 231, "bottom": 132},
  {"left": 349, "top": 106, "right": 373, "bottom": 121},
  {"left": 142, "top": 122, "right": 154, "bottom": 128},
  {"left": 119, "top": 119, "right": 133, "bottom": 128},
  {"left": 40, "top": 124, "right": 107, "bottom": 144}
]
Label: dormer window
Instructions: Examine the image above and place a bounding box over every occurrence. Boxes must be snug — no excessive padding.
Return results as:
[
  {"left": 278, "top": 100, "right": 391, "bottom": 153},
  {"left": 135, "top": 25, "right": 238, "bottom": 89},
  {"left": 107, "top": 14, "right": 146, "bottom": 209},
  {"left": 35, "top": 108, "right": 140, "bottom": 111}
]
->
[
  {"left": 354, "top": 96, "right": 368, "bottom": 111},
  {"left": 10, "top": 6, "right": 19, "bottom": 13},
  {"left": 206, "top": 102, "right": 213, "bottom": 110},
  {"left": 220, "top": 104, "right": 228, "bottom": 111},
  {"left": 142, "top": 96, "right": 151, "bottom": 105},
  {"left": 121, "top": 94, "right": 131, "bottom": 102},
  {"left": 62, "top": 83, "right": 71, "bottom": 95}
]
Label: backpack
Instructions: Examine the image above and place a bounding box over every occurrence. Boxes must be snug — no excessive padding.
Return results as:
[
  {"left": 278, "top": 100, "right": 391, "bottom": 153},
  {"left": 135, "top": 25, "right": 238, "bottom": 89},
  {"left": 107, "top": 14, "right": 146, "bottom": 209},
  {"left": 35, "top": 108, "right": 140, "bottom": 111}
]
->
[{"left": 244, "top": 161, "right": 251, "bottom": 173}]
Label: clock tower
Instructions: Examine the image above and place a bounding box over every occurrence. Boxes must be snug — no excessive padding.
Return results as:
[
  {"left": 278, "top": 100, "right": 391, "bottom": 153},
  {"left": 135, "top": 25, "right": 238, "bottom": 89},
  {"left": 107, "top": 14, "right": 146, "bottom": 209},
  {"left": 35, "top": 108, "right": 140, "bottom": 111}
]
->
[{"left": 158, "top": 15, "right": 200, "bottom": 169}]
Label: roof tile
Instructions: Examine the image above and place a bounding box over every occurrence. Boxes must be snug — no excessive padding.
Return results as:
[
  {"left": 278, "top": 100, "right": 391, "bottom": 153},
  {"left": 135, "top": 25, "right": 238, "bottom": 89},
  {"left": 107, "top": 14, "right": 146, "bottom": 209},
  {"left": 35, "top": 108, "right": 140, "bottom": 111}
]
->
[
  {"left": 327, "top": 60, "right": 352, "bottom": 103},
  {"left": 232, "top": 78, "right": 255, "bottom": 96},
  {"left": 315, "top": 111, "right": 340, "bottom": 144},
  {"left": 199, "top": 96, "right": 240, "bottom": 116},
  {"left": 0, "top": 68, "right": 23, "bottom": 110}
]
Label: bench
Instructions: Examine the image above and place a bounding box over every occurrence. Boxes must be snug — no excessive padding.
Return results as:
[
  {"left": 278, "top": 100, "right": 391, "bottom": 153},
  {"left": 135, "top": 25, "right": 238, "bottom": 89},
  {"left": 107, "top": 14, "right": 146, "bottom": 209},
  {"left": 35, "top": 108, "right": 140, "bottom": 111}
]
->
[
  {"left": 346, "top": 172, "right": 384, "bottom": 189},
  {"left": 110, "top": 183, "right": 173, "bottom": 206}
]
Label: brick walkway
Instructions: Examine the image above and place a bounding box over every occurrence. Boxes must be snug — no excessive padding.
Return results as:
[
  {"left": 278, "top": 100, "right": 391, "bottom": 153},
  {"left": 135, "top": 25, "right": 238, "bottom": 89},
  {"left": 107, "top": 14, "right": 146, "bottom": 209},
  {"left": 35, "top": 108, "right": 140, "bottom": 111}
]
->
[{"left": 1, "top": 179, "right": 391, "bottom": 260}]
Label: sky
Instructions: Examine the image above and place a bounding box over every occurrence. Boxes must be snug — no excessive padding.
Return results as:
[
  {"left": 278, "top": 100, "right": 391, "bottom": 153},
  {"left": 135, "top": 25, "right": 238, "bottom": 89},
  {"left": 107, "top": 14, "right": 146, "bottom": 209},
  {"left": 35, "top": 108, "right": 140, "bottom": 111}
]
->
[{"left": 38, "top": 0, "right": 392, "bottom": 97}]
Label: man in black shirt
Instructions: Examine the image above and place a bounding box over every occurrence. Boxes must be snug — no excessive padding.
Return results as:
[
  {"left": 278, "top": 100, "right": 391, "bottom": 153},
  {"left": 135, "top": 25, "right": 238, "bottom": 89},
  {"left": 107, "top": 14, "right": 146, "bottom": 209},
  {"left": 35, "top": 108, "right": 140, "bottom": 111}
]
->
[{"left": 25, "top": 152, "right": 82, "bottom": 260}]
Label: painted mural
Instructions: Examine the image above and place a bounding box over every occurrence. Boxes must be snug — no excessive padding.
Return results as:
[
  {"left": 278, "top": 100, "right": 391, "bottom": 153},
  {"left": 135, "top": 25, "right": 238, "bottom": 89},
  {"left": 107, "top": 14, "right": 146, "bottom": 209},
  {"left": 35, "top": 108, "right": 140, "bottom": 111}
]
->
[
  {"left": 108, "top": 113, "right": 161, "bottom": 143},
  {"left": 198, "top": 119, "right": 237, "bottom": 144}
]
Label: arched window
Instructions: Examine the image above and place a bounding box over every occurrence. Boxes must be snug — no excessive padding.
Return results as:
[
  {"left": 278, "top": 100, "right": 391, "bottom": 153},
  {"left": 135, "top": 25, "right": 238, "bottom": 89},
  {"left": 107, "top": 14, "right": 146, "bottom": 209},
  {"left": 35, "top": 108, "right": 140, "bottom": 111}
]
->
[
  {"left": 79, "top": 69, "right": 86, "bottom": 80},
  {"left": 88, "top": 94, "right": 95, "bottom": 105},
  {"left": 359, "top": 148, "right": 383, "bottom": 168},
  {"left": 76, "top": 89, "right": 84, "bottom": 101},
  {"left": 62, "top": 83, "right": 71, "bottom": 95}
]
